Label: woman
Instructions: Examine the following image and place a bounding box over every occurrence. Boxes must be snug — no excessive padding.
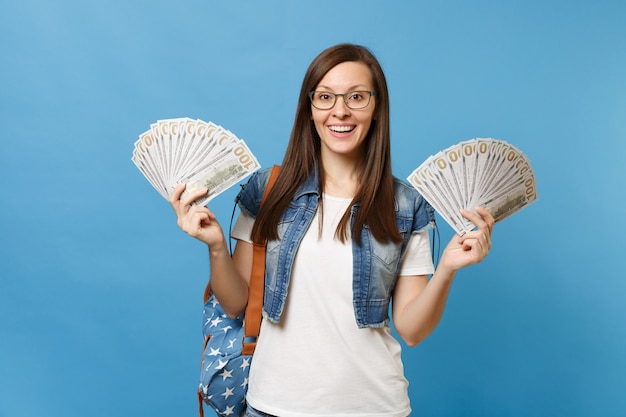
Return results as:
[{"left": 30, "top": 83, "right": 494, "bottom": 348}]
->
[{"left": 170, "top": 43, "right": 494, "bottom": 417}]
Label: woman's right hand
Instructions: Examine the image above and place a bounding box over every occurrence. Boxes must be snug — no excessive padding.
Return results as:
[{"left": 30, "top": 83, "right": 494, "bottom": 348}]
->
[{"left": 169, "top": 184, "right": 226, "bottom": 249}]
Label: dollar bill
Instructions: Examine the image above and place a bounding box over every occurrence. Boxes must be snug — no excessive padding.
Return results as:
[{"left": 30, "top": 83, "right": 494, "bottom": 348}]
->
[
  {"left": 407, "top": 138, "right": 537, "bottom": 235},
  {"left": 132, "top": 118, "right": 261, "bottom": 205},
  {"left": 182, "top": 140, "right": 260, "bottom": 205}
]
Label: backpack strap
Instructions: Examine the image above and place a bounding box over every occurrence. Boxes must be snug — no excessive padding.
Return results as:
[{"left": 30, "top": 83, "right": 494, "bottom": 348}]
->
[
  {"left": 201, "top": 165, "right": 280, "bottom": 303},
  {"left": 242, "top": 165, "right": 280, "bottom": 355},
  {"left": 198, "top": 166, "right": 280, "bottom": 417}
]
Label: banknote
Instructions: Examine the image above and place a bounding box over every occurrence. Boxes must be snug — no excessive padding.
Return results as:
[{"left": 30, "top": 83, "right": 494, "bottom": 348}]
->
[
  {"left": 132, "top": 118, "right": 260, "bottom": 205},
  {"left": 407, "top": 138, "right": 537, "bottom": 235}
]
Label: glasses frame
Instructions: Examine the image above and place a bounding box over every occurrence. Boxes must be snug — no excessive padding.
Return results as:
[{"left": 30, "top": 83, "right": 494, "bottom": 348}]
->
[{"left": 308, "top": 90, "right": 377, "bottom": 110}]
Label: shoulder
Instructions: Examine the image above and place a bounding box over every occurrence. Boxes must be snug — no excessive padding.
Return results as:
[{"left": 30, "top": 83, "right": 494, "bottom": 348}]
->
[
  {"left": 392, "top": 177, "right": 436, "bottom": 232},
  {"left": 393, "top": 177, "right": 418, "bottom": 196},
  {"left": 392, "top": 177, "right": 426, "bottom": 207},
  {"left": 235, "top": 167, "right": 275, "bottom": 218}
]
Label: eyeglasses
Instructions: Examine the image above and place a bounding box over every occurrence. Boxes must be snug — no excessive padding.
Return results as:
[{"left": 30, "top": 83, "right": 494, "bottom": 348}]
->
[{"left": 308, "top": 90, "right": 376, "bottom": 110}]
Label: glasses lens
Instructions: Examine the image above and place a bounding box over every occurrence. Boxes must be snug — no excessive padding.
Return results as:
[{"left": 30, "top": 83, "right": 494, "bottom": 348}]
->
[
  {"left": 310, "top": 91, "right": 336, "bottom": 109},
  {"left": 345, "top": 91, "right": 371, "bottom": 109}
]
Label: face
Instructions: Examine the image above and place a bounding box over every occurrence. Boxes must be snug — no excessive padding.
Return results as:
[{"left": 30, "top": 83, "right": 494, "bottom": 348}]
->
[{"left": 311, "top": 61, "right": 376, "bottom": 161}]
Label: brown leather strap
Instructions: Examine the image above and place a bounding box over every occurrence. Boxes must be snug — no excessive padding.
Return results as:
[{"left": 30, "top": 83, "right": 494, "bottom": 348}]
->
[
  {"left": 197, "top": 390, "right": 205, "bottom": 417},
  {"left": 198, "top": 167, "right": 280, "bottom": 417},
  {"left": 242, "top": 165, "right": 279, "bottom": 355},
  {"left": 202, "top": 166, "right": 280, "bottom": 304}
]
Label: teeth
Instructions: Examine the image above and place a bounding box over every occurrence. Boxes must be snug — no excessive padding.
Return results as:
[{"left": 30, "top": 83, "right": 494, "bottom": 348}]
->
[{"left": 329, "top": 125, "right": 354, "bottom": 133}]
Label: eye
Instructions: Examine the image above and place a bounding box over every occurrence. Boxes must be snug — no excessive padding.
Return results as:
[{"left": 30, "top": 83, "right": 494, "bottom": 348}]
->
[
  {"left": 348, "top": 92, "right": 365, "bottom": 102},
  {"left": 317, "top": 92, "right": 334, "bottom": 102}
]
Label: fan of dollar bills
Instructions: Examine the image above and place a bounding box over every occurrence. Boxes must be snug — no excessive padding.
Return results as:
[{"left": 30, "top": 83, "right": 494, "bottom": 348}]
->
[
  {"left": 131, "top": 118, "right": 260, "bottom": 206},
  {"left": 407, "top": 138, "right": 537, "bottom": 236}
]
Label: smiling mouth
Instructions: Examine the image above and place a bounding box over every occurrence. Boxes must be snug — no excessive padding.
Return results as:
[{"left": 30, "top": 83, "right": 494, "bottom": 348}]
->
[{"left": 328, "top": 125, "right": 355, "bottom": 133}]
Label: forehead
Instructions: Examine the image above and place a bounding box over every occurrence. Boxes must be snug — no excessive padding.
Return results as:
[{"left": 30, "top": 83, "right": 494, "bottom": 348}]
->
[{"left": 316, "top": 61, "right": 373, "bottom": 90}]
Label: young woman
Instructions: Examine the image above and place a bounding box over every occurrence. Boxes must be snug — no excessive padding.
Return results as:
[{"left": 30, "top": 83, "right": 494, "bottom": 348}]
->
[{"left": 170, "top": 43, "right": 494, "bottom": 417}]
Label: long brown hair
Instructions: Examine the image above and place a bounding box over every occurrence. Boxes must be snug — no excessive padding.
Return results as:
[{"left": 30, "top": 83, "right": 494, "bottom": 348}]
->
[{"left": 251, "top": 43, "right": 402, "bottom": 245}]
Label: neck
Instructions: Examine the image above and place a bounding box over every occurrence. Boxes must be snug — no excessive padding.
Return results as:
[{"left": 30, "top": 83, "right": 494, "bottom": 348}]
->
[{"left": 321, "top": 154, "right": 360, "bottom": 198}]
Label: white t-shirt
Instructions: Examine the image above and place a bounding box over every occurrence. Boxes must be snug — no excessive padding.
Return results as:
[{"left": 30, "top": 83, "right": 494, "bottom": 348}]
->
[{"left": 231, "top": 194, "right": 434, "bottom": 417}]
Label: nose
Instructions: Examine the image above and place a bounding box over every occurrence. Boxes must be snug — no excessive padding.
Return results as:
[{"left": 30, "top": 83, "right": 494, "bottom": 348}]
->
[{"left": 331, "top": 95, "right": 351, "bottom": 117}]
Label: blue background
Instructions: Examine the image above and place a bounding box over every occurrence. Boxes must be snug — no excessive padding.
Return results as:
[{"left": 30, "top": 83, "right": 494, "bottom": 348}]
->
[{"left": 1, "top": 1, "right": 625, "bottom": 416}]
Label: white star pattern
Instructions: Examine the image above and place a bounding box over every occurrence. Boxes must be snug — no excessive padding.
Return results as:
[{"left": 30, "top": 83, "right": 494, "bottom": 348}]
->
[
  {"left": 221, "top": 405, "right": 235, "bottom": 416},
  {"left": 221, "top": 387, "right": 235, "bottom": 399},
  {"left": 201, "top": 295, "right": 252, "bottom": 417},
  {"left": 219, "top": 368, "right": 233, "bottom": 381},
  {"left": 204, "top": 312, "right": 217, "bottom": 325}
]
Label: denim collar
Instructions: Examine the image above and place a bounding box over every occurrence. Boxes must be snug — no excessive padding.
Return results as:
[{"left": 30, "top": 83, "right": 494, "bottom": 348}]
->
[
  {"left": 294, "top": 164, "right": 365, "bottom": 208},
  {"left": 293, "top": 167, "right": 321, "bottom": 200}
]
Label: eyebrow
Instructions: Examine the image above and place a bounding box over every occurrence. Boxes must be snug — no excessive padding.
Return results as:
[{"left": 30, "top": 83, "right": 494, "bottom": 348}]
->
[{"left": 315, "top": 84, "right": 370, "bottom": 91}]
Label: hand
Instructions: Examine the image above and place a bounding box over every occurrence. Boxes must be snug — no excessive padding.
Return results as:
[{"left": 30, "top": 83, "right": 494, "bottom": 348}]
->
[
  {"left": 168, "top": 184, "right": 226, "bottom": 249},
  {"left": 439, "top": 206, "right": 495, "bottom": 273}
]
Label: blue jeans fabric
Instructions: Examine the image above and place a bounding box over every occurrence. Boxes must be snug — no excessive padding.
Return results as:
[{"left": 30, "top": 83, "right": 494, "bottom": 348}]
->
[
  {"left": 245, "top": 405, "right": 278, "bottom": 417},
  {"left": 245, "top": 405, "right": 410, "bottom": 417}
]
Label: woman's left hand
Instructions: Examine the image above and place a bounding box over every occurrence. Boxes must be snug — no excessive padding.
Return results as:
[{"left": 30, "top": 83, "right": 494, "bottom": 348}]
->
[{"left": 439, "top": 207, "right": 495, "bottom": 273}]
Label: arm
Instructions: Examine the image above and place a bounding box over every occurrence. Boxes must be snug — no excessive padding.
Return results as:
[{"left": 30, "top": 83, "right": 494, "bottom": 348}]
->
[
  {"left": 392, "top": 207, "right": 494, "bottom": 347},
  {"left": 169, "top": 184, "right": 252, "bottom": 318}
]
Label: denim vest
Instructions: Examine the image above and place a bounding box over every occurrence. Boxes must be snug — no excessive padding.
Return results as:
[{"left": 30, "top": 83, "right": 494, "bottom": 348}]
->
[{"left": 235, "top": 167, "right": 435, "bottom": 328}]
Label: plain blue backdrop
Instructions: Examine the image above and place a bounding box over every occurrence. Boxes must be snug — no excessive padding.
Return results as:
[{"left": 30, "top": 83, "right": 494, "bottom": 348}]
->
[{"left": 1, "top": 1, "right": 625, "bottom": 416}]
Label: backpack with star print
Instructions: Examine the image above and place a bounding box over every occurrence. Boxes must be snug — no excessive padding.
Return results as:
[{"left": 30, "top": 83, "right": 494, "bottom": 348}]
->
[
  {"left": 197, "top": 166, "right": 279, "bottom": 417},
  {"left": 198, "top": 291, "right": 254, "bottom": 417}
]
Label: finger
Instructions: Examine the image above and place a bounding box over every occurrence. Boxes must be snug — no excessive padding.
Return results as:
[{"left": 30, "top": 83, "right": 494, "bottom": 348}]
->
[
  {"left": 186, "top": 205, "right": 217, "bottom": 226},
  {"left": 461, "top": 208, "right": 494, "bottom": 237},
  {"left": 458, "top": 228, "right": 491, "bottom": 251},
  {"left": 460, "top": 208, "right": 487, "bottom": 229},
  {"left": 474, "top": 230, "right": 491, "bottom": 251},
  {"left": 474, "top": 205, "right": 493, "bottom": 220},
  {"left": 169, "top": 183, "right": 187, "bottom": 204},
  {"left": 182, "top": 210, "right": 211, "bottom": 234},
  {"left": 462, "top": 237, "right": 488, "bottom": 261},
  {"left": 180, "top": 187, "right": 209, "bottom": 207},
  {"left": 186, "top": 203, "right": 212, "bottom": 215},
  {"left": 474, "top": 206, "right": 495, "bottom": 232}
]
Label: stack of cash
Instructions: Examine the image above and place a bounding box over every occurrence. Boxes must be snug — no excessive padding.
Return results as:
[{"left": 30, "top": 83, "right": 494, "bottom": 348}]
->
[
  {"left": 132, "top": 118, "right": 260, "bottom": 206},
  {"left": 407, "top": 138, "right": 537, "bottom": 235}
]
